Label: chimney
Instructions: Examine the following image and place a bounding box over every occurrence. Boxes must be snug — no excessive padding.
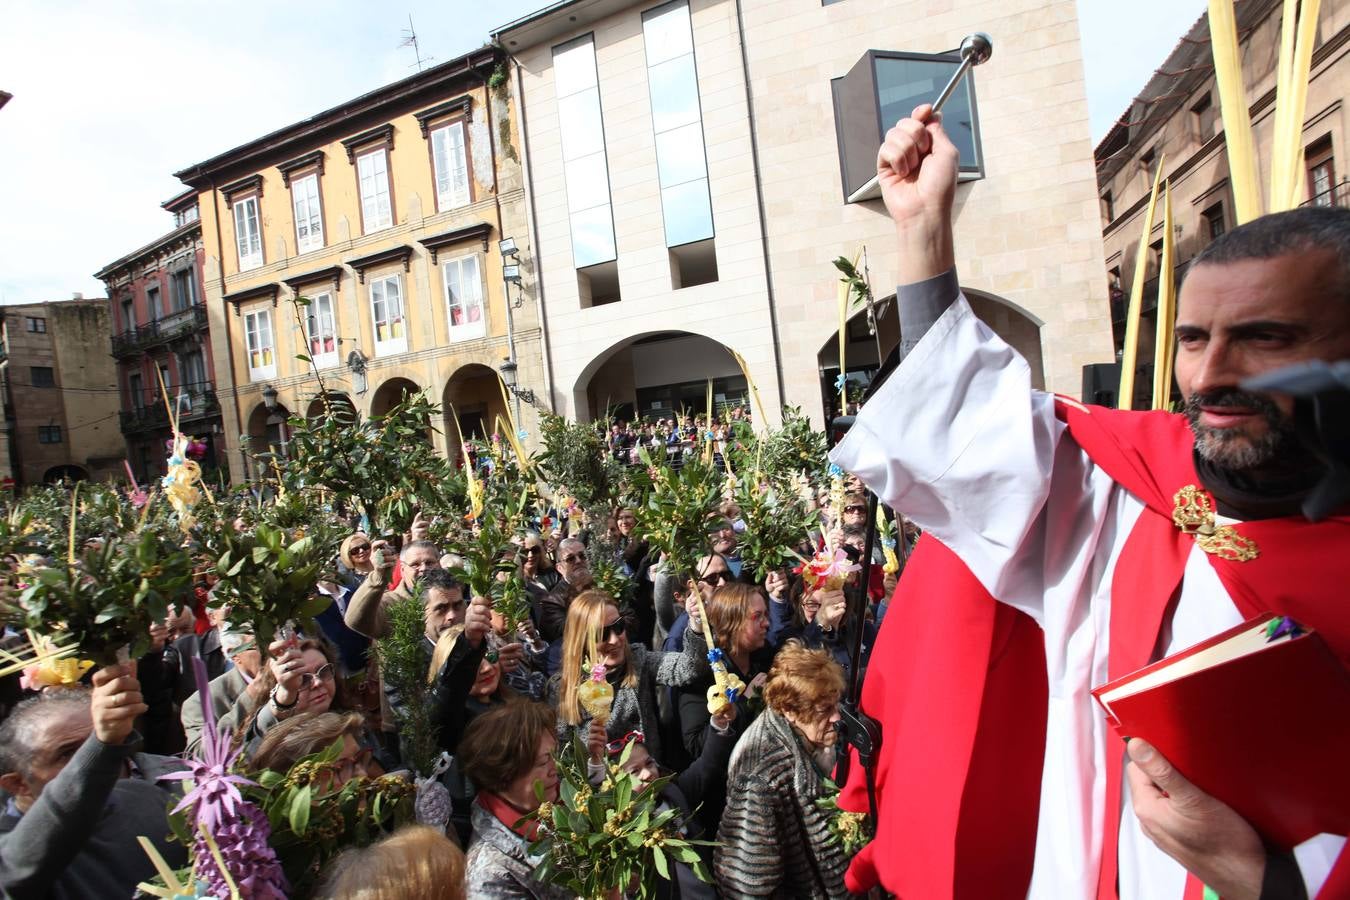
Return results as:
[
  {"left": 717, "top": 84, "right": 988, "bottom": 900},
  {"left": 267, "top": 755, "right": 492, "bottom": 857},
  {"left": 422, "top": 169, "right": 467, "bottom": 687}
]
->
[{"left": 72, "top": 292, "right": 83, "bottom": 300}]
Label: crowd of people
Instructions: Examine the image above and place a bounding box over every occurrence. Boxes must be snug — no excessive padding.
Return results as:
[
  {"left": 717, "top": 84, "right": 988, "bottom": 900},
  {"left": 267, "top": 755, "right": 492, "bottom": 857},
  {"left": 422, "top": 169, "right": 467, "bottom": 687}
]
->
[{"left": 0, "top": 463, "right": 913, "bottom": 899}]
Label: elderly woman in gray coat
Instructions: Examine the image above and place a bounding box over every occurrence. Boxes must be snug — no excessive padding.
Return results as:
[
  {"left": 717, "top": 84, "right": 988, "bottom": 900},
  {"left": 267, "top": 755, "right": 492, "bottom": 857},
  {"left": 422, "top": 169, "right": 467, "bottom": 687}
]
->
[
  {"left": 461, "top": 701, "right": 572, "bottom": 900},
  {"left": 715, "top": 642, "right": 855, "bottom": 899}
]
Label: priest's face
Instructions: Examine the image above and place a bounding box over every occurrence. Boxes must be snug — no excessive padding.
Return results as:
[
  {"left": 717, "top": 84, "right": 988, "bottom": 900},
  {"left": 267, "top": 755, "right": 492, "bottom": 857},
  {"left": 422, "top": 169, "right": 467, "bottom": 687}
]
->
[{"left": 1174, "top": 248, "right": 1350, "bottom": 469}]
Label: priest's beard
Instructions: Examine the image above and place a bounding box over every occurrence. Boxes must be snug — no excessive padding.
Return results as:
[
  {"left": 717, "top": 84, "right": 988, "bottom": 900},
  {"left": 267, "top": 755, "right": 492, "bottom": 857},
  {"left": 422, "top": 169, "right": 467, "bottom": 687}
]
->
[{"left": 1184, "top": 388, "right": 1297, "bottom": 471}]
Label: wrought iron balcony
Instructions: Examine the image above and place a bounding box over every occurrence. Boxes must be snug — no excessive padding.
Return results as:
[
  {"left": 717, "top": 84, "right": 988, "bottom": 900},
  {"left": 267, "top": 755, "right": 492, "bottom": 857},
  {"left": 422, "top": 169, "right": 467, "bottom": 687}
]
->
[
  {"left": 119, "top": 382, "right": 219, "bottom": 435},
  {"left": 1303, "top": 179, "right": 1348, "bottom": 209},
  {"left": 109, "top": 304, "right": 209, "bottom": 358}
]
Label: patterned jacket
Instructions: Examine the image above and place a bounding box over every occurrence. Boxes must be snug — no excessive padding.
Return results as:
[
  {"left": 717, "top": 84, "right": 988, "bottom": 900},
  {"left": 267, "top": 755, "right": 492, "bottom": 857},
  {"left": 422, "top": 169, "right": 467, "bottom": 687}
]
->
[
  {"left": 464, "top": 801, "right": 573, "bottom": 900},
  {"left": 714, "top": 708, "right": 854, "bottom": 899},
  {"left": 548, "top": 629, "right": 709, "bottom": 767}
]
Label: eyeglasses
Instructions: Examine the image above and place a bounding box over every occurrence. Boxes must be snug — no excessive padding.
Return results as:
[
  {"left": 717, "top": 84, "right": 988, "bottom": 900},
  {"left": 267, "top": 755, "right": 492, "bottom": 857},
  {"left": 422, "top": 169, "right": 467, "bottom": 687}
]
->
[
  {"left": 349, "top": 544, "right": 371, "bottom": 553},
  {"left": 560, "top": 553, "right": 587, "bottom": 565},
  {"left": 299, "top": 664, "right": 336, "bottom": 691},
  {"left": 335, "top": 746, "right": 373, "bottom": 782},
  {"left": 599, "top": 619, "right": 626, "bottom": 642},
  {"left": 698, "top": 570, "right": 731, "bottom": 587},
  {"left": 524, "top": 546, "right": 544, "bottom": 556},
  {"left": 484, "top": 649, "right": 500, "bottom": 664},
  {"left": 605, "top": 729, "right": 645, "bottom": 755},
  {"left": 844, "top": 506, "right": 867, "bottom": 515}
]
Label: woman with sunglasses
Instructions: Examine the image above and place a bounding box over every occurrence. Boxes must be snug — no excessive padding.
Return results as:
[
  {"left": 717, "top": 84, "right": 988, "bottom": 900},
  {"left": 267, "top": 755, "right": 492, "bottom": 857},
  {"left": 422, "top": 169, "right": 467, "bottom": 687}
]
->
[{"left": 551, "top": 590, "right": 709, "bottom": 769}]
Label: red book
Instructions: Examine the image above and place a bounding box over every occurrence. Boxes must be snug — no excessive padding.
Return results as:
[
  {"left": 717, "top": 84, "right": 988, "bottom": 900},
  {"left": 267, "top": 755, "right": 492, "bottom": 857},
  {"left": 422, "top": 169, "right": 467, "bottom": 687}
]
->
[{"left": 1092, "top": 613, "right": 1350, "bottom": 849}]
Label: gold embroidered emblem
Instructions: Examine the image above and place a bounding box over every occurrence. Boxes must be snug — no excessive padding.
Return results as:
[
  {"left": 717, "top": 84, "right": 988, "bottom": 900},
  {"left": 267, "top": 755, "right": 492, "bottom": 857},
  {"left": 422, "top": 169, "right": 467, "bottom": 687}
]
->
[{"left": 1171, "top": 484, "right": 1259, "bottom": 562}]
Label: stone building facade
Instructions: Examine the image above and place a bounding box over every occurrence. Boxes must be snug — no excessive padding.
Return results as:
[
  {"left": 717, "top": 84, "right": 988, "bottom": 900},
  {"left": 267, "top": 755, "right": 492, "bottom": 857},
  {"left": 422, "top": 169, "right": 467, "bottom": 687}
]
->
[
  {"left": 1095, "top": 0, "right": 1349, "bottom": 405},
  {"left": 174, "top": 46, "right": 540, "bottom": 483},
  {"left": 96, "top": 191, "right": 224, "bottom": 484},
  {"left": 0, "top": 298, "right": 123, "bottom": 487},
  {"left": 494, "top": 0, "right": 1113, "bottom": 425}
]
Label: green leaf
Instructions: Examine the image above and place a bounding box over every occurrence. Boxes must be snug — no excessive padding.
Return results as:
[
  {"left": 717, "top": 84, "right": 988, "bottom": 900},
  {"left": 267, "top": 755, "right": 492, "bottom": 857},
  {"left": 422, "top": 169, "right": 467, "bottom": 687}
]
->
[
  {"left": 288, "top": 783, "right": 312, "bottom": 834},
  {"left": 295, "top": 354, "right": 312, "bottom": 363},
  {"left": 652, "top": 845, "right": 669, "bottom": 880}
]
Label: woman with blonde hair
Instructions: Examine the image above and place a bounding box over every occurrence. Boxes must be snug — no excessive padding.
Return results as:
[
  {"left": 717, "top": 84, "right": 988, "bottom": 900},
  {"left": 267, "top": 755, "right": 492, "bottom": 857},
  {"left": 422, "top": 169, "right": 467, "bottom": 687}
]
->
[
  {"left": 715, "top": 642, "right": 852, "bottom": 898},
  {"left": 251, "top": 710, "right": 380, "bottom": 789},
  {"left": 548, "top": 589, "right": 708, "bottom": 768},
  {"left": 315, "top": 824, "right": 465, "bottom": 900}
]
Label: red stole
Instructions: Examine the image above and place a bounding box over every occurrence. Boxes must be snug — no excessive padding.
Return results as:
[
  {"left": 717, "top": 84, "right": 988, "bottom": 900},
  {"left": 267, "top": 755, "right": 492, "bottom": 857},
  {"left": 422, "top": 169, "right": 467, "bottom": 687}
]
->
[
  {"left": 839, "top": 401, "right": 1350, "bottom": 898},
  {"left": 478, "top": 791, "right": 543, "bottom": 842}
]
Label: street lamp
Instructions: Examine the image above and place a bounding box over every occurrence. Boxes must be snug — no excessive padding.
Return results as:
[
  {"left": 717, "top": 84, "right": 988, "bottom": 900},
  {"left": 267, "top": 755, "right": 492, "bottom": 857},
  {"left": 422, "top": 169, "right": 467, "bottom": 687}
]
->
[
  {"left": 498, "top": 358, "right": 535, "bottom": 406},
  {"left": 261, "top": 383, "right": 279, "bottom": 411}
]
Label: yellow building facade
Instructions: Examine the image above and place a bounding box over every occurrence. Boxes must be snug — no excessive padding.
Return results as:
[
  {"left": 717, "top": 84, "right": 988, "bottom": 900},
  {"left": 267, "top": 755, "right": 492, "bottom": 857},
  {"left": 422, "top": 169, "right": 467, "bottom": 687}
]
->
[{"left": 177, "top": 47, "right": 545, "bottom": 483}]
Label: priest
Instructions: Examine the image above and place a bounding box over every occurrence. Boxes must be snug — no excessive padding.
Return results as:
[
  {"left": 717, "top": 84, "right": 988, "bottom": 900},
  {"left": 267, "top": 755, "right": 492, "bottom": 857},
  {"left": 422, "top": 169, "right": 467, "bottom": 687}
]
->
[{"left": 830, "top": 104, "right": 1350, "bottom": 899}]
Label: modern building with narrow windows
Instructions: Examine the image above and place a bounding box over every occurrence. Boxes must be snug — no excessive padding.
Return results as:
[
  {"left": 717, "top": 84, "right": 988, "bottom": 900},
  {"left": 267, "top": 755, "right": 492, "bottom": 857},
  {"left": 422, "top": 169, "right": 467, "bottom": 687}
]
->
[
  {"left": 494, "top": 0, "right": 1113, "bottom": 425},
  {"left": 96, "top": 190, "right": 224, "bottom": 483},
  {"left": 1094, "top": 0, "right": 1349, "bottom": 407},
  {"left": 174, "top": 46, "right": 542, "bottom": 483}
]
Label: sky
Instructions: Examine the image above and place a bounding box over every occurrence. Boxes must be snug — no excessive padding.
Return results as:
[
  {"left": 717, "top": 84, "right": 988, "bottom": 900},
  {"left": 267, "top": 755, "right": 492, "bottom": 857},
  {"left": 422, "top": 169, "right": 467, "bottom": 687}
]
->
[{"left": 0, "top": 0, "right": 1204, "bottom": 304}]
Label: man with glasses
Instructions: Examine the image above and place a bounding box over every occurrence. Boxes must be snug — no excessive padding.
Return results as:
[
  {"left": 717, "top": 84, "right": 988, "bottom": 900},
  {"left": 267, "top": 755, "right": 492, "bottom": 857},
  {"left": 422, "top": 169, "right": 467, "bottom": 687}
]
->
[
  {"left": 658, "top": 553, "right": 732, "bottom": 654},
  {"left": 539, "top": 537, "right": 642, "bottom": 647},
  {"left": 344, "top": 539, "right": 443, "bottom": 640},
  {"left": 707, "top": 517, "right": 744, "bottom": 579},
  {"left": 179, "top": 624, "right": 265, "bottom": 756}
]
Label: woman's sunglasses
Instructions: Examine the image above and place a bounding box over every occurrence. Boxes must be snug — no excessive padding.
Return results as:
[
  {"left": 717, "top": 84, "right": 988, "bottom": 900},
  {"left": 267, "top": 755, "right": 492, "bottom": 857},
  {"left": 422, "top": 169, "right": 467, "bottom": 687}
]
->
[
  {"left": 299, "top": 664, "right": 336, "bottom": 691},
  {"left": 598, "top": 619, "right": 626, "bottom": 642},
  {"left": 349, "top": 544, "right": 371, "bottom": 553},
  {"left": 698, "top": 570, "right": 731, "bottom": 587}
]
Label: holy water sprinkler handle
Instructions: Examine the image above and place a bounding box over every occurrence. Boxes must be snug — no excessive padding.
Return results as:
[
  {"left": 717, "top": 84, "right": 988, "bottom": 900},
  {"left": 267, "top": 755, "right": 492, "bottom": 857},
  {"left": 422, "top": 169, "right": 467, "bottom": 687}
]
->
[{"left": 931, "top": 32, "right": 993, "bottom": 113}]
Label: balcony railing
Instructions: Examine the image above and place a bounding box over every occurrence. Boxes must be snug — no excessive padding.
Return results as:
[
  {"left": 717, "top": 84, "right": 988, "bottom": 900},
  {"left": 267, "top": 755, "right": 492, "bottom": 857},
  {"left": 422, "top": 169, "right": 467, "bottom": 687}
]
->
[
  {"left": 119, "top": 382, "right": 219, "bottom": 435},
  {"left": 110, "top": 304, "right": 208, "bottom": 358},
  {"left": 1303, "top": 179, "right": 1349, "bottom": 209}
]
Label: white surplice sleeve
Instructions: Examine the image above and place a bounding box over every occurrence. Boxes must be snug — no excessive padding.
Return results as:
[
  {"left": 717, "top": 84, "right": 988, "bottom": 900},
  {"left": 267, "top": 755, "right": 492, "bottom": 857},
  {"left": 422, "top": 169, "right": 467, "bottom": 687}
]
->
[{"left": 830, "top": 292, "right": 1080, "bottom": 625}]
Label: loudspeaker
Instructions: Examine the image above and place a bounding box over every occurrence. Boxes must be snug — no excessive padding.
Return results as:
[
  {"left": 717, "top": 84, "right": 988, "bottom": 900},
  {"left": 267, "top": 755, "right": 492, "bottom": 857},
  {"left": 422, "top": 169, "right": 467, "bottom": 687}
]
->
[{"left": 1081, "top": 363, "right": 1120, "bottom": 408}]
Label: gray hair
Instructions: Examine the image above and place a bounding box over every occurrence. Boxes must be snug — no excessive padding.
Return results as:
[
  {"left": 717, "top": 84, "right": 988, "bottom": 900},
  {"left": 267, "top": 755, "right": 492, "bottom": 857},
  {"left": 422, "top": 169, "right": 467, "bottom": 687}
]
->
[
  {"left": 1190, "top": 206, "right": 1350, "bottom": 297},
  {"left": 558, "top": 537, "right": 586, "bottom": 557},
  {"left": 0, "top": 689, "right": 92, "bottom": 776},
  {"left": 400, "top": 540, "right": 441, "bottom": 560}
]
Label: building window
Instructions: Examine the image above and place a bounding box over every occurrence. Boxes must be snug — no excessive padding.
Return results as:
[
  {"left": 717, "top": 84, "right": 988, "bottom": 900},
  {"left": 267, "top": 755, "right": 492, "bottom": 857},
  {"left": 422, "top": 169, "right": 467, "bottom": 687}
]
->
[
  {"left": 181, "top": 349, "right": 208, "bottom": 389},
  {"left": 121, "top": 298, "right": 135, "bottom": 330},
  {"left": 129, "top": 373, "right": 144, "bottom": 408},
  {"left": 357, "top": 148, "right": 394, "bottom": 233},
  {"left": 369, "top": 274, "right": 407, "bottom": 356},
  {"left": 171, "top": 268, "right": 197, "bottom": 310},
  {"left": 305, "top": 291, "right": 339, "bottom": 369},
  {"left": 38, "top": 425, "right": 62, "bottom": 444},
  {"left": 232, "top": 194, "right": 264, "bottom": 271},
  {"left": 291, "top": 172, "right": 325, "bottom": 253},
  {"left": 1191, "top": 93, "right": 1217, "bottom": 142},
  {"left": 554, "top": 34, "right": 618, "bottom": 271},
  {"left": 1202, "top": 202, "right": 1226, "bottom": 242},
  {"left": 643, "top": 1, "right": 715, "bottom": 252},
  {"left": 1101, "top": 190, "right": 1115, "bottom": 223},
  {"left": 443, "top": 255, "right": 485, "bottom": 341},
  {"left": 174, "top": 204, "right": 200, "bottom": 228},
  {"left": 147, "top": 285, "right": 162, "bottom": 321},
  {"left": 25, "top": 316, "right": 46, "bottom": 333},
  {"left": 30, "top": 366, "right": 55, "bottom": 387},
  {"left": 1307, "top": 137, "right": 1335, "bottom": 206},
  {"left": 244, "top": 308, "right": 276, "bottom": 381},
  {"left": 431, "top": 121, "right": 471, "bottom": 212},
  {"left": 832, "top": 49, "right": 984, "bottom": 201}
]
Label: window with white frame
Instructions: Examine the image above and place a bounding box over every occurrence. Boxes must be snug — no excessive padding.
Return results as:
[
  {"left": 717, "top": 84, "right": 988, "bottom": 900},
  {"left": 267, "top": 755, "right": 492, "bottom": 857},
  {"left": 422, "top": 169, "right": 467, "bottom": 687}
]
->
[
  {"left": 369, "top": 274, "right": 406, "bottom": 355},
  {"left": 357, "top": 149, "right": 394, "bottom": 233},
  {"left": 305, "top": 291, "right": 339, "bottom": 369},
  {"left": 431, "top": 121, "right": 471, "bottom": 212},
  {"left": 244, "top": 308, "right": 276, "bottom": 380},
  {"left": 443, "top": 255, "right": 485, "bottom": 341},
  {"left": 292, "top": 172, "right": 324, "bottom": 253},
  {"left": 233, "top": 194, "right": 264, "bottom": 271}
]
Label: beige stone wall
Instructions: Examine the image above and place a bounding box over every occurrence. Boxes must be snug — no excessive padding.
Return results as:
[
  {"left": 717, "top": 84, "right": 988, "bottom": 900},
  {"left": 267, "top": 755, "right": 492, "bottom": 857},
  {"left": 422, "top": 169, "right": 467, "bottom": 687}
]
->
[
  {"left": 191, "top": 75, "right": 542, "bottom": 483},
  {"left": 511, "top": 0, "right": 1112, "bottom": 426},
  {"left": 1, "top": 301, "right": 122, "bottom": 486},
  {"left": 1099, "top": 1, "right": 1349, "bottom": 320}
]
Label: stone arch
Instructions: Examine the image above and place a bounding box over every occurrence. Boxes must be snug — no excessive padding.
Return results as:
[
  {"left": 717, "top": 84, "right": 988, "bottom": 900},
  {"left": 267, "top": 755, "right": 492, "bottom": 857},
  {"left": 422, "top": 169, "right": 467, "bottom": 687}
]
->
[
  {"left": 244, "top": 401, "right": 293, "bottom": 460},
  {"left": 442, "top": 363, "right": 509, "bottom": 461},
  {"left": 572, "top": 330, "right": 746, "bottom": 424},
  {"left": 42, "top": 464, "right": 88, "bottom": 484},
  {"left": 369, "top": 376, "right": 422, "bottom": 418},
  {"left": 305, "top": 391, "right": 356, "bottom": 424},
  {"left": 816, "top": 286, "right": 1046, "bottom": 418}
]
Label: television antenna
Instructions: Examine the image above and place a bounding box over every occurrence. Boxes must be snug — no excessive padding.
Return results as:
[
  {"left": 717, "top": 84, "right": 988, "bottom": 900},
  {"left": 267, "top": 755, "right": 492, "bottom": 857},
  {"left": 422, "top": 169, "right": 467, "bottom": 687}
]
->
[{"left": 400, "top": 16, "right": 434, "bottom": 72}]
